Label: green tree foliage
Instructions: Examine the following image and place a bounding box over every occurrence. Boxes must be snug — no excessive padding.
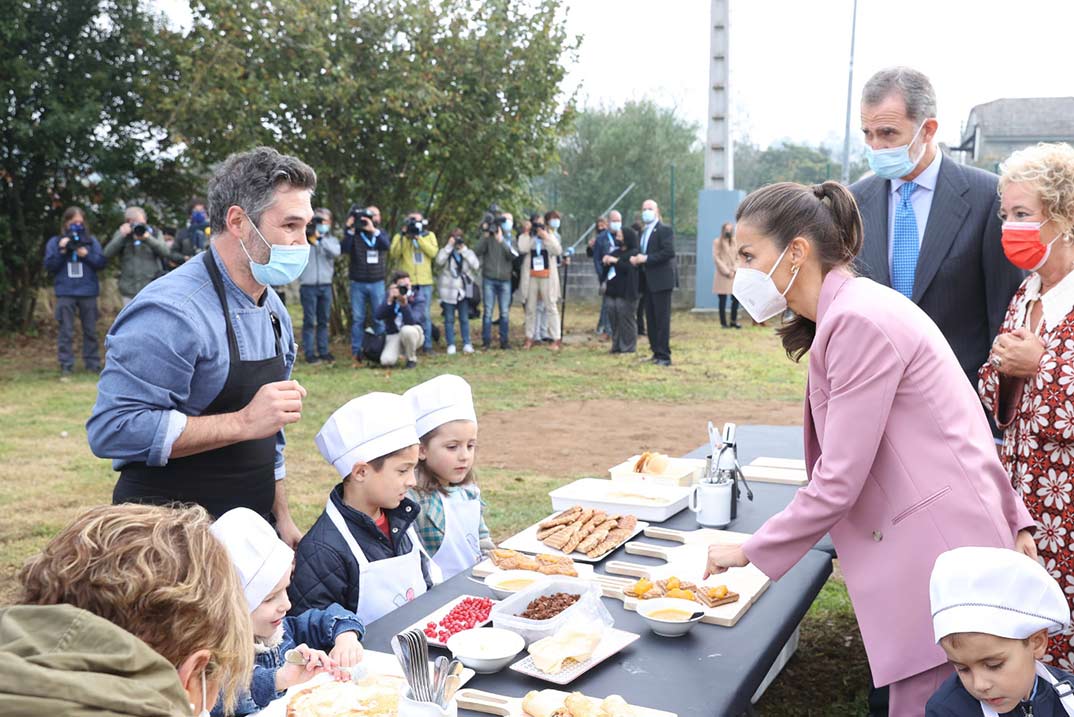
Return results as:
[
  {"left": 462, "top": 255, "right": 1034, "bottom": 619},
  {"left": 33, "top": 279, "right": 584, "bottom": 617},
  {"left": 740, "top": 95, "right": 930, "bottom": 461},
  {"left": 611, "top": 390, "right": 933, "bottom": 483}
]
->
[
  {"left": 0, "top": 0, "right": 190, "bottom": 331},
  {"left": 533, "top": 100, "right": 704, "bottom": 242},
  {"left": 733, "top": 140, "right": 870, "bottom": 193}
]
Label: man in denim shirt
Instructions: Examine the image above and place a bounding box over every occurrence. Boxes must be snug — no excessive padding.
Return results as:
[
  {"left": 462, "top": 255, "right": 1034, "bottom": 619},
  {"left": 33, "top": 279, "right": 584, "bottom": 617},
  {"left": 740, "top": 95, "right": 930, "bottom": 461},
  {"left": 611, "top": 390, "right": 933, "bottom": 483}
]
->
[{"left": 87, "top": 147, "right": 316, "bottom": 547}]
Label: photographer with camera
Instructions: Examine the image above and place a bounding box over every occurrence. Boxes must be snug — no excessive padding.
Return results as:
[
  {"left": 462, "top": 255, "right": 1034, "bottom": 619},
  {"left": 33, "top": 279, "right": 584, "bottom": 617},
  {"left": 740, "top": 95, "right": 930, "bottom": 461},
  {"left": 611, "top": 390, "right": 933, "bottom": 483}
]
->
[
  {"left": 341, "top": 204, "right": 390, "bottom": 358},
  {"left": 534, "top": 210, "right": 564, "bottom": 342},
  {"left": 176, "top": 198, "right": 211, "bottom": 255},
  {"left": 474, "top": 210, "right": 517, "bottom": 350},
  {"left": 436, "top": 228, "right": 480, "bottom": 355},
  {"left": 43, "top": 206, "right": 107, "bottom": 377},
  {"left": 518, "top": 213, "right": 563, "bottom": 350},
  {"left": 373, "top": 270, "right": 426, "bottom": 368},
  {"left": 389, "top": 212, "right": 438, "bottom": 352},
  {"left": 104, "top": 207, "right": 174, "bottom": 307},
  {"left": 298, "top": 208, "right": 341, "bottom": 364}
]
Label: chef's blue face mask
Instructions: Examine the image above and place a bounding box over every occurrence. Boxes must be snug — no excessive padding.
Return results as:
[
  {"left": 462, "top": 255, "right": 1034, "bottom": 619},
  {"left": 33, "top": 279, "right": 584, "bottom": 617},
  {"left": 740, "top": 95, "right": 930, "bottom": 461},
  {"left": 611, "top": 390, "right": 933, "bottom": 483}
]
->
[
  {"left": 864, "top": 121, "right": 928, "bottom": 180},
  {"left": 240, "top": 213, "right": 310, "bottom": 286}
]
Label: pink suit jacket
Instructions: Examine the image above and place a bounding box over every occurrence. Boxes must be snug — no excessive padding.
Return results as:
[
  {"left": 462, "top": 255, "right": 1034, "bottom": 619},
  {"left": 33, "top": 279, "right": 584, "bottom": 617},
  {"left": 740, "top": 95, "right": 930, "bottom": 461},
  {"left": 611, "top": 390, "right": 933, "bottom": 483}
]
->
[{"left": 742, "top": 270, "right": 1035, "bottom": 687}]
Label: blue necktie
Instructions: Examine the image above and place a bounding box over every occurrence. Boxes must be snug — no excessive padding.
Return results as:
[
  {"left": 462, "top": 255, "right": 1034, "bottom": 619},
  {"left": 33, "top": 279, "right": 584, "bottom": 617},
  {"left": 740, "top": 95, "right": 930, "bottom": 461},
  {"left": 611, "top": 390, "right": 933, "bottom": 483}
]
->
[{"left": 891, "top": 181, "right": 919, "bottom": 297}]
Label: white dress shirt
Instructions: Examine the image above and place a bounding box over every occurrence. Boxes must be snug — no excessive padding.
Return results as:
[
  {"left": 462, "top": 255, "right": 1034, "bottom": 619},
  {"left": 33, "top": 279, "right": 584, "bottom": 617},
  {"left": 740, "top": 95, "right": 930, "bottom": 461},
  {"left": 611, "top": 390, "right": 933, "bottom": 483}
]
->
[{"left": 887, "top": 147, "right": 943, "bottom": 277}]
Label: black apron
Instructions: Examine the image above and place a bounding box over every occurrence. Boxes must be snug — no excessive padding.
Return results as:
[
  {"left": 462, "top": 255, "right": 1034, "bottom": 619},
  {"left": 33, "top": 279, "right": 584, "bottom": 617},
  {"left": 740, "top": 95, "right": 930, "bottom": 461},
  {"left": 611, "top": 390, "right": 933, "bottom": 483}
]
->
[{"left": 113, "top": 251, "right": 287, "bottom": 519}]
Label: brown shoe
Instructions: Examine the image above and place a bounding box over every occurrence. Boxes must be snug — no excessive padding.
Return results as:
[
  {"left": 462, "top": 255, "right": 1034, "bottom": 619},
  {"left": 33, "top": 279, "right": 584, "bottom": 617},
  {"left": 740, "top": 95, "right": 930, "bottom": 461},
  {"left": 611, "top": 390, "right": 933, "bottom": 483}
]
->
[
  {"left": 523, "top": 339, "right": 534, "bottom": 350},
  {"left": 550, "top": 340, "right": 562, "bottom": 351}
]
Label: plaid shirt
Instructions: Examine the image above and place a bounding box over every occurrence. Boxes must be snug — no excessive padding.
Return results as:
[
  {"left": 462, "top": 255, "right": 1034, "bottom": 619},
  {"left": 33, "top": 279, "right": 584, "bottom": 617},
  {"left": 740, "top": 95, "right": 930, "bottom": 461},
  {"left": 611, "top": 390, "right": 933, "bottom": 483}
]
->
[{"left": 409, "top": 484, "right": 491, "bottom": 556}]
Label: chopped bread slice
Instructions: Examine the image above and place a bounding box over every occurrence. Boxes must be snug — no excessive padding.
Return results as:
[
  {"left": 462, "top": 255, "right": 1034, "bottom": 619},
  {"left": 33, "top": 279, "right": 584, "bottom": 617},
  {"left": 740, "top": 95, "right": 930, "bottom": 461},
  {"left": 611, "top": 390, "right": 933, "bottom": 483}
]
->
[
  {"left": 538, "top": 506, "right": 582, "bottom": 531},
  {"left": 542, "top": 523, "right": 577, "bottom": 551},
  {"left": 537, "top": 562, "right": 579, "bottom": 577},
  {"left": 696, "top": 585, "right": 740, "bottom": 608},
  {"left": 562, "top": 511, "right": 605, "bottom": 554},
  {"left": 577, "top": 518, "right": 619, "bottom": 554}
]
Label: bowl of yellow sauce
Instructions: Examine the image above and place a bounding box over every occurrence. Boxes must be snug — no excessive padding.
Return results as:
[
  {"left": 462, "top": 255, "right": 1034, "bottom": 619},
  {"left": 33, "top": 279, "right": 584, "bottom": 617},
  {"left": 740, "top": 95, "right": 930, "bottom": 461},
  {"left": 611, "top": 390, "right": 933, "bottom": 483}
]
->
[
  {"left": 485, "top": 570, "right": 543, "bottom": 599},
  {"left": 637, "top": 597, "right": 705, "bottom": 637}
]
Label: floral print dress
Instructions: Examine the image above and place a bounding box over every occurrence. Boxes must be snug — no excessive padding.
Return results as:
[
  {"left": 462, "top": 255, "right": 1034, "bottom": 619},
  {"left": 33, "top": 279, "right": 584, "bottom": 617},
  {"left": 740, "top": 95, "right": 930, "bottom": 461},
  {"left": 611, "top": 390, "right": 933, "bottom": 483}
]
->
[{"left": 979, "top": 271, "right": 1074, "bottom": 668}]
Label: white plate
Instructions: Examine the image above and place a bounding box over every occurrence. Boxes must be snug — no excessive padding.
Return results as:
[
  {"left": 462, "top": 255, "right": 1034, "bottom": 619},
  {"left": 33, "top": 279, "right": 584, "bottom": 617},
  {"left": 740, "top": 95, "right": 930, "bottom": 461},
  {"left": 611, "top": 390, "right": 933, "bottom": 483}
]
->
[
  {"left": 508, "top": 628, "right": 640, "bottom": 685},
  {"left": 403, "top": 594, "right": 497, "bottom": 648},
  {"left": 550, "top": 478, "right": 691, "bottom": 522},
  {"left": 499, "top": 513, "right": 649, "bottom": 563}
]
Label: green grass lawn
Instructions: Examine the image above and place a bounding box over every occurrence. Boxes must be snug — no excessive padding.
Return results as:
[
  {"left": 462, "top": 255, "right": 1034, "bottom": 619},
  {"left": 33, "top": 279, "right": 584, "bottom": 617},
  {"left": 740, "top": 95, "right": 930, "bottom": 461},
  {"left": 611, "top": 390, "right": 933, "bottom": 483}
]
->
[{"left": 0, "top": 300, "right": 869, "bottom": 714}]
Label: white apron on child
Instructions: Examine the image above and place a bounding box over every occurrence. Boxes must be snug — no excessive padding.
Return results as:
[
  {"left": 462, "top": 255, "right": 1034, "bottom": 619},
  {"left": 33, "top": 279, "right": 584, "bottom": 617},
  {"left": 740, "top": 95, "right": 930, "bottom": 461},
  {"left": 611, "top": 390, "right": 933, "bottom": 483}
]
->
[
  {"left": 325, "top": 500, "right": 441, "bottom": 626},
  {"left": 431, "top": 493, "right": 483, "bottom": 581},
  {"left": 980, "top": 661, "right": 1074, "bottom": 716}
]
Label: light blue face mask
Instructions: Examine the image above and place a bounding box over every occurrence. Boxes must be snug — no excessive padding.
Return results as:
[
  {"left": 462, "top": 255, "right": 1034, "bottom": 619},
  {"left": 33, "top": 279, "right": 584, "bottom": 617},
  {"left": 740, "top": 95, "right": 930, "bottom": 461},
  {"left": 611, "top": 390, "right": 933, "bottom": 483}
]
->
[
  {"left": 641, "top": 209, "right": 656, "bottom": 224},
  {"left": 241, "top": 214, "right": 310, "bottom": 286},
  {"left": 609, "top": 221, "right": 622, "bottom": 233},
  {"left": 502, "top": 219, "right": 513, "bottom": 232},
  {"left": 549, "top": 218, "right": 561, "bottom": 229},
  {"left": 316, "top": 223, "right": 330, "bottom": 235},
  {"left": 864, "top": 121, "right": 927, "bottom": 180}
]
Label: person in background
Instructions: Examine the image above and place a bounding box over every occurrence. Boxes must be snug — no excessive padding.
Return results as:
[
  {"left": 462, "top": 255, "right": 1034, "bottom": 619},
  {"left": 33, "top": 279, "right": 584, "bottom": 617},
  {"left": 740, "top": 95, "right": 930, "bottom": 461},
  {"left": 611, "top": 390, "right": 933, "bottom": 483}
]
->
[
  {"left": 104, "top": 206, "right": 174, "bottom": 307},
  {"left": 436, "top": 228, "right": 480, "bottom": 355},
  {"left": 2, "top": 503, "right": 253, "bottom": 716},
  {"left": 177, "top": 198, "right": 212, "bottom": 254},
  {"left": 161, "top": 226, "right": 192, "bottom": 272},
  {"left": 518, "top": 213, "right": 562, "bottom": 351},
  {"left": 299, "top": 208, "right": 341, "bottom": 365},
  {"left": 474, "top": 212, "right": 517, "bottom": 350},
  {"left": 535, "top": 209, "right": 563, "bottom": 342},
  {"left": 374, "top": 271, "right": 426, "bottom": 369},
  {"left": 713, "top": 221, "right": 741, "bottom": 329},
  {"left": 978, "top": 142, "right": 1074, "bottom": 669},
  {"left": 587, "top": 215, "right": 613, "bottom": 338},
  {"left": 389, "top": 212, "right": 438, "bottom": 352},
  {"left": 632, "top": 217, "right": 647, "bottom": 337},
  {"left": 603, "top": 213, "right": 640, "bottom": 354},
  {"left": 342, "top": 205, "right": 390, "bottom": 360},
  {"left": 632, "top": 199, "right": 676, "bottom": 366},
  {"left": 43, "top": 206, "right": 106, "bottom": 378}
]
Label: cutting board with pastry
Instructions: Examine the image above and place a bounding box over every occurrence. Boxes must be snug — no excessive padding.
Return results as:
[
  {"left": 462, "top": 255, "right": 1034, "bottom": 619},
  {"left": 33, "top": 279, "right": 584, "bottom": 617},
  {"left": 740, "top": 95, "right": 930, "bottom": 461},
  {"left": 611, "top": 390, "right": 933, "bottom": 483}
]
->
[
  {"left": 597, "top": 536, "right": 770, "bottom": 627},
  {"left": 472, "top": 548, "right": 595, "bottom": 579},
  {"left": 456, "top": 688, "right": 676, "bottom": 717},
  {"left": 607, "top": 451, "right": 704, "bottom": 487},
  {"left": 499, "top": 507, "right": 648, "bottom": 563}
]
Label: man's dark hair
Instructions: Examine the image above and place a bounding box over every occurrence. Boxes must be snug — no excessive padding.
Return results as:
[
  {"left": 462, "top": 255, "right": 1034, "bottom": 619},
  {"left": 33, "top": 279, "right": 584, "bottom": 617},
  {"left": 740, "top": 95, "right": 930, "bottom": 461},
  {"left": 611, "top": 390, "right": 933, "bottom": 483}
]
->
[{"left": 390, "top": 270, "right": 410, "bottom": 283}]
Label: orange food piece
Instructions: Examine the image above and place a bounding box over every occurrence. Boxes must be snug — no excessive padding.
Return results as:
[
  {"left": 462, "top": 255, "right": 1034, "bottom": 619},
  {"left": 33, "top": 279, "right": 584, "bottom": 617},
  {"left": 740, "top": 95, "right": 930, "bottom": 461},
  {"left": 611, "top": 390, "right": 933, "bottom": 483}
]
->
[
  {"left": 632, "top": 578, "right": 653, "bottom": 595},
  {"left": 665, "top": 588, "right": 695, "bottom": 601},
  {"left": 665, "top": 576, "right": 681, "bottom": 591},
  {"left": 708, "top": 585, "right": 729, "bottom": 599}
]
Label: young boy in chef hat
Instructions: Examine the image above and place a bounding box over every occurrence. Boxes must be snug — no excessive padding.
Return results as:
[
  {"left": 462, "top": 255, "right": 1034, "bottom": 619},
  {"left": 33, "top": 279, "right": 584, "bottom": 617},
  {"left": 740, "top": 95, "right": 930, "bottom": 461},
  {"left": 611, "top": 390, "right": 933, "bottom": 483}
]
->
[
  {"left": 288, "top": 392, "right": 439, "bottom": 627},
  {"left": 927, "top": 546, "right": 1074, "bottom": 716},
  {"left": 405, "top": 374, "right": 494, "bottom": 581},
  {"left": 209, "top": 508, "right": 363, "bottom": 716}
]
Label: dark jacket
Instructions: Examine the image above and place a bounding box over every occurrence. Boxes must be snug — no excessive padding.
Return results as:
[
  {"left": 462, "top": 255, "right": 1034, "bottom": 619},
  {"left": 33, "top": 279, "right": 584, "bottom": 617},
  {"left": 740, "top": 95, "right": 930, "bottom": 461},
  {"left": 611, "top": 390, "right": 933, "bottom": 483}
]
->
[
  {"left": 44, "top": 234, "right": 107, "bottom": 298},
  {"left": 374, "top": 290, "right": 426, "bottom": 335},
  {"left": 211, "top": 603, "right": 364, "bottom": 716},
  {"left": 342, "top": 227, "right": 390, "bottom": 283},
  {"left": 177, "top": 223, "right": 211, "bottom": 253},
  {"left": 474, "top": 231, "right": 519, "bottom": 282},
  {"left": 851, "top": 155, "right": 1025, "bottom": 386},
  {"left": 926, "top": 665, "right": 1074, "bottom": 716},
  {"left": 637, "top": 221, "right": 676, "bottom": 293},
  {"left": 587, "top": 230, "right": 617, "bottom": 281},
  {"left": 104, "top": 229, "right": 172, "bottom": 298},
  {"left": 288, "top": 484, "right": 434, "bottom": 616},
  {"left": 604, "top": 227, "right": 641, "bottom": 300}
]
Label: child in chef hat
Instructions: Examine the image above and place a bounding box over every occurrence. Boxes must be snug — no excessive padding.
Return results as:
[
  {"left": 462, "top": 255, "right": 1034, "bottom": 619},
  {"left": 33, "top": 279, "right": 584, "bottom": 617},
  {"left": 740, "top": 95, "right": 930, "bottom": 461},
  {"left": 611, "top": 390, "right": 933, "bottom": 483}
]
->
[
  {"left": 289, "top": 392, "right": 438, "bottom": 627},
  {"left": 404, "top": 374, "right": 494, "bottom": 581},
  {"left": 927, "top": 546, "right": 1074, "bottom": 716},
  {"left": 209, "top": 508, "right": 362, "bottom": 716}
]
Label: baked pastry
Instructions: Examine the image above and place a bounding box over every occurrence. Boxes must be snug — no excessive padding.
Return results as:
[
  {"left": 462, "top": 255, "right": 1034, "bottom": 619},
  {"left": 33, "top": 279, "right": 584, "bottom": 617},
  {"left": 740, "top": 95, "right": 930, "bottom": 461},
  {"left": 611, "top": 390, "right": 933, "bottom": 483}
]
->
[
  {"left": 562, "top": 511, "right": 606, "bottom": 554},
  {"left": 624, "top": 577, "right": 663, "bottom": 600},
  {"left": 633, "top": 451, "right": 670, "bottom": 475},
  {"left": 599, "top": 695, "right": 636, "bottom": 716},
  {"left": 539, "top": 507, "right": 583, "bottom": 530},
  {"left": 577, "top": 518, "right": 618, "bottom": 555},
  {"left": 523, "top": 689, "right": 570, "bottom": 717},
  {"left": 285, "top": 675, "right": 404, "bottom": 717},
  {"left": 528, "top": 625, "right": 603, "bottom": 674},
  {"left": 696, "top": 584, "right": 740, "bottom": 608},
  {"left": 564, "top": 692, "right": 601, "bottom": 717}
]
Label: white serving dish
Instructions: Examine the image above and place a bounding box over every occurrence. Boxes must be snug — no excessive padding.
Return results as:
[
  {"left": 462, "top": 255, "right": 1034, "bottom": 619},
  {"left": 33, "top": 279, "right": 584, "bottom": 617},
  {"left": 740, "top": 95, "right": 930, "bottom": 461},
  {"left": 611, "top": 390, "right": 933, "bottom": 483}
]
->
[
  {"left": 549, "top": 478, "right": 691, "bottom": 522},
  {"left": 491, "top": 577, "right": 612, "bottom": 646},
  {"left": 485, "top": 570, "right": 546, "bottom": 600},
  {"left": 636, "top": 597, "right": 705, "bottom": 637},
  {"left": 446, "top": 627, "right": 526, "bottom": 674},
  {"left": 509, "top": 627, "right": 640, "bottom": 685},
  {"left": 499, "top": 513, "right": 648, "bottom": 563},
  {"left": 608, "top": 456, "right": 705, "bottom": 487},
  {"left": 403, "top": 595, "right": 496, "bottom": 648}
]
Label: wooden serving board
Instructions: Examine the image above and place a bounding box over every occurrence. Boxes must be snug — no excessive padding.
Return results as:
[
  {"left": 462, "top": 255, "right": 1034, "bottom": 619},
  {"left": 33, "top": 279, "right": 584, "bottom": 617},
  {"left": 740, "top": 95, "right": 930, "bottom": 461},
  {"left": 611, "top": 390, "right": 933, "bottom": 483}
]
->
[
  {"left": 639, "top": 525, "right": 753, "bottom": 546},
  {"left": 600, "top": 532, "right": 770, "bottom": 627},
  {"left": 741, "top": 463, "right": 808, "bottom": 486},
  {"left": 471, "top": 557, "right": 595, "bottom": 579},
  {"left": 749, "top": 456, "right": 807, "bottom": 471},
  {"left": 456, "top": 688, "right": 676, "bottom": 717}
]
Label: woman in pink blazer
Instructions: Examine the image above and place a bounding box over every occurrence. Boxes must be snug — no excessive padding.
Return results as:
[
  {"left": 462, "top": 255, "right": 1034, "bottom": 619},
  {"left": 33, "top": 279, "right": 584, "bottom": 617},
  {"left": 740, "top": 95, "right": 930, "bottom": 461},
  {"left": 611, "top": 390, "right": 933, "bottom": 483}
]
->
[{"left": 705, "top": 181, "right": 1036, "bottom": 716}]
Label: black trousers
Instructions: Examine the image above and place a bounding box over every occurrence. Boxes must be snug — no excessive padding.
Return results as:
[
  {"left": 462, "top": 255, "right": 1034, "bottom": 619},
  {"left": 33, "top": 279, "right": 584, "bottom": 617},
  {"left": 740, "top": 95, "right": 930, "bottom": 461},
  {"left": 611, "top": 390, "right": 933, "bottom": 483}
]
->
[
  {"left": 717, "top": 294, "right": 739, "bottom": 326},
  {"left": 636, "top": 292, "right": 646, "bottom": 335},
  {"left": 644, "top": 289, "right": 672, "bottom": 361}
]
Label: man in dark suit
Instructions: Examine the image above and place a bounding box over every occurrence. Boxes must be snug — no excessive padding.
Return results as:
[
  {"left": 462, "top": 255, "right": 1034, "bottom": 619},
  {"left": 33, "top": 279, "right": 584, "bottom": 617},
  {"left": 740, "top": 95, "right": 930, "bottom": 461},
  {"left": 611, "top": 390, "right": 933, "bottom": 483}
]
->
[
  {"left": 852, "top": 66, "right": 1023, "bottom": 392},
  {"left": 631, "top": 198, "right": 676, "bottom": 366}
]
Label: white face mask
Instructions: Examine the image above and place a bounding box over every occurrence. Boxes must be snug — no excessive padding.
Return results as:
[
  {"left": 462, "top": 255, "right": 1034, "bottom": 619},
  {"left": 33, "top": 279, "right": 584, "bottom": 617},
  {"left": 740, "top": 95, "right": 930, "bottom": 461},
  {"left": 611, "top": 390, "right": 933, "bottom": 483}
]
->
[{"left": 732, "top": 244, "right": 799, "bottom": 323}]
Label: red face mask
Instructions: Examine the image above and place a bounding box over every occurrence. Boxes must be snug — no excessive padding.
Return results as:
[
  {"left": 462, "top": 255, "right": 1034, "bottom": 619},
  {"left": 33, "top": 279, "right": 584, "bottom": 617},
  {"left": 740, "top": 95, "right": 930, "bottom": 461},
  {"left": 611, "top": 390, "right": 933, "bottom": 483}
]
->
[{"left": 1002, "top": 220, "right": 1055, "bottom": 271}]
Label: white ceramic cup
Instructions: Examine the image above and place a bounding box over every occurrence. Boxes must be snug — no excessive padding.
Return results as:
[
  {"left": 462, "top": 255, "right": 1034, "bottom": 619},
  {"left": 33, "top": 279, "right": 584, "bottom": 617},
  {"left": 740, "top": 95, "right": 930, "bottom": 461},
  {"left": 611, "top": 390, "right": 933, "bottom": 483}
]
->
[
  {"left": 399, "top": 688, "right": 459, "bottom": 717},
  {"left": 690, "top": 481, "right": 732, "bottom": 528}
]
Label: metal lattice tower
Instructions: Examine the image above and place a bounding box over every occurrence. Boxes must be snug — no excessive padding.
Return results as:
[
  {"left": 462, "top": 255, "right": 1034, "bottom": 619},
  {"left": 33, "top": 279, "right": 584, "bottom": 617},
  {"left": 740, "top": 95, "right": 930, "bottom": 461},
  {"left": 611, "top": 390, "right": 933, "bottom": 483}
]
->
[{"left": 705, "top": 0, "right": 733, "bottom": 190}]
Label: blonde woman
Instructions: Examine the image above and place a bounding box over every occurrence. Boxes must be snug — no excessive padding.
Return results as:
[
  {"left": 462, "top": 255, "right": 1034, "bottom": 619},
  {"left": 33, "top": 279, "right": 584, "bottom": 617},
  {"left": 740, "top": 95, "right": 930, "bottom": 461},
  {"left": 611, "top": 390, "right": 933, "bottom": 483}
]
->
[
  {"left": 979, "top": 142, "right": 1074, "bottom": 669},
  {"left": 712, "top": 221, "right": 741, "bottom": 328},
  {"left": 3, "top": 504, "right": 253, "bottom": 716}
]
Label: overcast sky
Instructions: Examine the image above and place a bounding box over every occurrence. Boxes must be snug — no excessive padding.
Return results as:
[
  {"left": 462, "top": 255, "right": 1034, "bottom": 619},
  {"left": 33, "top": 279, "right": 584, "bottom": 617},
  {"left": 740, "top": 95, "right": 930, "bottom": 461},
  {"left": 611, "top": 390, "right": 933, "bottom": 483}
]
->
[{"left": 155, "top": 0, "right": 1074, "bottom": 150}]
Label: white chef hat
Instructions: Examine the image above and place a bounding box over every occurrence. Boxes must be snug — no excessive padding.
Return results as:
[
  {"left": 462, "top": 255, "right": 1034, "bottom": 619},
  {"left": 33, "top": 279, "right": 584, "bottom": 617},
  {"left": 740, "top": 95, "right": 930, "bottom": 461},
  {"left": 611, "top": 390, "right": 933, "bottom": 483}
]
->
[
  {"left": 404, "top": 374, "right": 478, "bottom": 439},
  {"left": 930, "top": 546, "right": 1070, "bottom": 643},
  {"left": 210, "top": 507, "right": 294, "bottom": 612},
  {"left": 316, "top": 392, "right": 419, "bottom": 478}
]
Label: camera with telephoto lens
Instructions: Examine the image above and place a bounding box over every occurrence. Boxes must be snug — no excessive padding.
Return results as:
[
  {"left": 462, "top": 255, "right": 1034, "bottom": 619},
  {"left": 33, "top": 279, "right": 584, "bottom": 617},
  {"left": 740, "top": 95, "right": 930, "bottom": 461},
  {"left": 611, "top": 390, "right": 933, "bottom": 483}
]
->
[
  {"left": 132, "top": 223, "right": 148, "bottom": 238},
  {"left": 479, "top": 203, "right": 507, "bottom": 238},
  {"left": 66, "top": 223, "right": 87, "bottom": 249},
  {"left": 395, "top": 282, "right": 412, "bottom": 298},
  {"left": 348, "top": 204, "right": 375, "bottom": 228},
  {"left": 404, "top": 216, "right": 425, "bottom": 236}
]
